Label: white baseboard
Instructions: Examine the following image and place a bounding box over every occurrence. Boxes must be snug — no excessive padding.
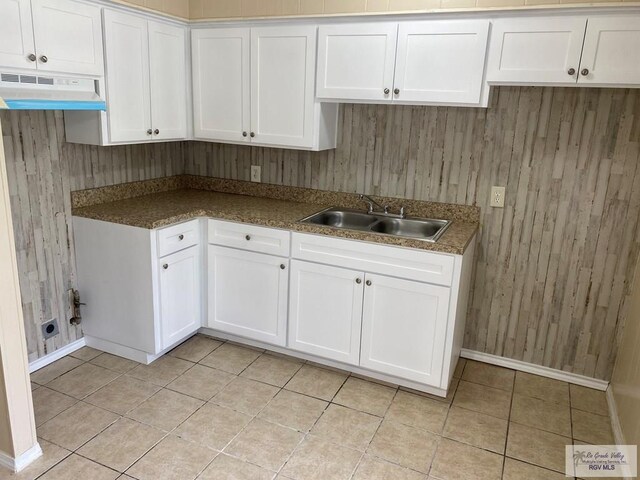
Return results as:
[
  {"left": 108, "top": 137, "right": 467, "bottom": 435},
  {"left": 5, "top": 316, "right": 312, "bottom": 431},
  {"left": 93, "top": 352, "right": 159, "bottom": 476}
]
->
[
  {"left": 0, "top": 442, "right": 42, "bottom": 473},
  {"left": 28, "top": 338, "right": 86, "bottom": 373},
  {"left": 606, "top": 387, "right": 626, "bottom": 445},
  {"left": 460, "top": 349, "right": 610, "bottom": 391}
]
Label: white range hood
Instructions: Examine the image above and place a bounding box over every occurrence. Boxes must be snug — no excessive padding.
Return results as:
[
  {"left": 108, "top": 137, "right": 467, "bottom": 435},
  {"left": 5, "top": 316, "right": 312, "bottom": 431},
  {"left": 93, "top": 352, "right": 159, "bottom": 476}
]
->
[{"left": 0, "top": 72, "right": 106, "bottom": 111}]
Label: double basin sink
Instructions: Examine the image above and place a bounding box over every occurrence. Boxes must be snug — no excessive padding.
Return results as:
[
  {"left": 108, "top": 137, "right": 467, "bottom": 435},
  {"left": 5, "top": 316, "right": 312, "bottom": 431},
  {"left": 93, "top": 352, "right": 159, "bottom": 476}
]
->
[{"left": 299, "top": 207, "right": 451, "bottom": 243}]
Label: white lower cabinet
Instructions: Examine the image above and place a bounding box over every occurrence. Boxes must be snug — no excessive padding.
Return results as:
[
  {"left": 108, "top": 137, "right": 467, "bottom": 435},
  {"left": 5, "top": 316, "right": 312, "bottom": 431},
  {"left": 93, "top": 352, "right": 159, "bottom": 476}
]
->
[
  {"left": 159, "top": 245, "right": 201, "bottom": 349},
  {"left": 360, "top": 273, "right": 449, "bottom": 384},
  {"left": 74, "top": 217, "right": 202, "bottom": 363},
  {"left": 75, "top": 215, "right": 474, "bottom": 395},
  {"left": 208, "top": 245, "right": 288, "bottom": 346},
  {"left": 288, "top": 261, "right": 364, "bottom": 365}
]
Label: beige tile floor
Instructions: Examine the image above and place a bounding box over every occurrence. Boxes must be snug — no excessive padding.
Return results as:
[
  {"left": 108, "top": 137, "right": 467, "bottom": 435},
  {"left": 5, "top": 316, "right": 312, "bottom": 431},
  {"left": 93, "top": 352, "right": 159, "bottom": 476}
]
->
[{"left": 6, "top": 334, "right": 616, "bottom": 480}]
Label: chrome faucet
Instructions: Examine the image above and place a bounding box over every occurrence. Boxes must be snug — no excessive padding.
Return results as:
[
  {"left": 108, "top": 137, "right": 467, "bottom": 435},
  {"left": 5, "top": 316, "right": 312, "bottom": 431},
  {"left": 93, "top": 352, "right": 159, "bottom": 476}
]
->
[
  {"left": 359, "top": 194, "right": 406, "bottom": 218},
  {"left": 359, "top": 194, "right": 385, "bottom": 214}
]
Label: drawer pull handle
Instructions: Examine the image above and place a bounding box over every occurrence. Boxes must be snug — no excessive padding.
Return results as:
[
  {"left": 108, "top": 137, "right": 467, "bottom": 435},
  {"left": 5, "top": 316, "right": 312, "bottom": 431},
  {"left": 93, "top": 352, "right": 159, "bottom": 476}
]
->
[
  {"left": 581, "top": 68, "right": 589, "bottom": 76},
  {"left": 280, "top": 264, "right": 286, "bottom": 270},
  {"left": 40, "top": 55, "right": 48, "bottom": 63},
  {"left": 245, "top": 235, "right": 251, "bottom": 241},
  {"left": 162, "top": 264, "right": 168, "bottom": 270},
  {"left": 567, "top": 67, "right": 576, "bottom": 76},
  {"left": 366, "top": 280, "right": 372, "bottom": 286},
  {"left": 178, "top": 234, "right": 184, "bottom": 240},
  {"left": 355, "top": 278, "right": 362, "bottom": 284}
]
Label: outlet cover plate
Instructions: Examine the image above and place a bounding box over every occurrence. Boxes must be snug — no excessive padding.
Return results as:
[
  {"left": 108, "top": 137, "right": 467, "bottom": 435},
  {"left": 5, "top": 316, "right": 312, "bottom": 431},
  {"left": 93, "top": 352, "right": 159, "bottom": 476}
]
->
[
  {"left": 251, "top": 165, "right": 261, "bottom": 183},
  {"left": 41, "top": 319, "right": 59, "bottom": 340},
  {"left": 491, "top": 186, "right": 506, "bottom": 208}
]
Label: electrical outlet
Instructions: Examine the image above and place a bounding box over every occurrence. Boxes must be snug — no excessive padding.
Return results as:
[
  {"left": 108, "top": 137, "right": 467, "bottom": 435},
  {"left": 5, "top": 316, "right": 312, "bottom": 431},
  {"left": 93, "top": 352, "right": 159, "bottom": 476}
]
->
[
  {"left": 490, "top": 186, "right": 506, "bottom": 208},
  {"left": 251, "top": 165, "right": 261, "bottom": 183},
  {"left": 41, "top": 319, "right": 59, "bottom": 340}
]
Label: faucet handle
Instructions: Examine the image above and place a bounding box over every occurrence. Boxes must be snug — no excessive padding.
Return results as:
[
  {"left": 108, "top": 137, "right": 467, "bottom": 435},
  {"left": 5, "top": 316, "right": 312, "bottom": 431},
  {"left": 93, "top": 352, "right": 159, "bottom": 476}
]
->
[
  {"left": 383, "top": 205, "right": 389, "bottom": 214},
  {"left": 400, "top": 206, "right": 406, "bottom": 218}
]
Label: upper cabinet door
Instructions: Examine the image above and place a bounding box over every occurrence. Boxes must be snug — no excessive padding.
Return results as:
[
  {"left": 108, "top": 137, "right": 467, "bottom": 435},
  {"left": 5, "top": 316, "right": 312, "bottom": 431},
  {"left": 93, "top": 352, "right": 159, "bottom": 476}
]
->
[
  {"left": 394, "top": 20, "right": 489, "bottom": 105},
  {"left": 0, "top": 0, "right": 36, "bottom": 69},
  {"left": 317, "top": 23, "right": 398, "bottom": 102},
  {"left": 486, "top": 17, "right": 587, "bottom": 85},
  {"left": 579, "top": 16, "right": 640, "bottom": 86},
  {"left": 250, "top": 25, "right": 316, "bottom": 148},
  {"left": 31, "top": 0, "right": 103, "bottom": 75},
  {"left": 103, "top": 10, "right": 151, "bottom": 143},
  {"left": 148, "top": 21, "right": 187, "bottom": 141},
  {"left": 192, "top": 28, "right": 250, "bottom": 143},
  {"left": 360, "top": 274, "right": 449, "bottom": 386}
]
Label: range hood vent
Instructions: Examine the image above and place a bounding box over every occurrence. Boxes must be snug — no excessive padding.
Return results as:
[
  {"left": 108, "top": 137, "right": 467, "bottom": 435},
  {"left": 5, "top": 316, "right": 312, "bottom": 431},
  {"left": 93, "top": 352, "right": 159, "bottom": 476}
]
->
[{"left": 0, "top": 72, "right": 106, "bottom": 111}]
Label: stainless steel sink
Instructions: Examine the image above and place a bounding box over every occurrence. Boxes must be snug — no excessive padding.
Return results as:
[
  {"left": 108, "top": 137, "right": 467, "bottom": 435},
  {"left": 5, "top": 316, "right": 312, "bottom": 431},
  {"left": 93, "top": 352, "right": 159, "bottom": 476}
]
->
[{"left": 299, "top": 207, "right": 451, "bottom": 243}]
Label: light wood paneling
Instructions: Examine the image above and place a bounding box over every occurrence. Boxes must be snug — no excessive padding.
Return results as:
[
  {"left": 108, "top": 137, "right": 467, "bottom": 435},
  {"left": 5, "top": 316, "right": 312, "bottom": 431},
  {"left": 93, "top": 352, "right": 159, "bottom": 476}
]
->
[
  {"left": 185, "top": 87, "right": 640, "bottom": 380},
  {"left": 0, "top": 110, "right": 183, "bottom": 362}
]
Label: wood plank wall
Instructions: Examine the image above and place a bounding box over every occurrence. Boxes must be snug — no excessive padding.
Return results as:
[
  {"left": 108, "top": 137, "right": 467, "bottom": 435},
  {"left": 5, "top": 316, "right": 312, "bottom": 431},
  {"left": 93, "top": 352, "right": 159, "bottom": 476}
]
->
[
  {"left": 185, "top": 86, "right": 640, "bottom": 380},
  {"left": 0, "top": 110, "right": 183, "bottom": 362}
]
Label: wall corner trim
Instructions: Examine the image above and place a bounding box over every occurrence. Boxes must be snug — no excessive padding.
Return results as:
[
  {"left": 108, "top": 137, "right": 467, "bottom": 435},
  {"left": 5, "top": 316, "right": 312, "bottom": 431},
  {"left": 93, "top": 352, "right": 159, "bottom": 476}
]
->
[
  {"left": 460, "top": 349, "right": 610, "bottom": 391},
  {"left": 606, "top": 387, "right": 626, "bottom": 446},
  {"left": 0, "top": 442, "right": 42, "bottom": 473},
  {"left": 28, "top": 338, "right": 86, "bottom": 373}
]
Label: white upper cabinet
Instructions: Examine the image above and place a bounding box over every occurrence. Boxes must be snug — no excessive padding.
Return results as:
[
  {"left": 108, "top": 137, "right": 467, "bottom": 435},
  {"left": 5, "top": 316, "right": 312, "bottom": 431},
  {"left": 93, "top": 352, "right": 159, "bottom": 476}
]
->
[
  {"left": 103, "top": 9, "right": 187, "bottom": 144},
  {"left": 317, "top": 20, "right": 489, "bottom": 106},
  {"left": 192, "top": 28, "right": 250, "bottom": 143},
  {"left": 0, "top": 0, "right": 36, "bottom": 69},
  {"left": 148, "top": 21, "right": 187, "bottom": 141},
  {"left": 104, "top": 10, "right": 151, "bottom": 143},
  {"left": 487, "top": 16, "right": 587, "bottom": 85},
  {"left": 317, "top": 23, "right": 398, "bottom": 102},
  {"left": 579, "top": 16, "right": 640, "bottom": 85},
  {"left": 0, "top": 0, "right": 102, "bottom": 75},
  {"left": 192, "top": 25, "right": 338, "bottom": 150},
  {"left": 394, "top": 20, "right": 489, "bottom": 105},
  {"left": 31, "top": 0, "right": 103, "bottom": 75},
  {"left": 251, "top": 26, "right": 316, "bottom": 148}
]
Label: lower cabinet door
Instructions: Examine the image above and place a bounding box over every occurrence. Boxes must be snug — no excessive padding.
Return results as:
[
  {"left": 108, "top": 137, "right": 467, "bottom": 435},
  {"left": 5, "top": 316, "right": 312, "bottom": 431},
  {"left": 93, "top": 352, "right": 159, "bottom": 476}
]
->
[
  {"left": 159, "top": 245, "right": 201, "bottom": 350},
  {"left": 360, "top": 273, "right": 450, "bottom": 386},
  {"left": 288, "top": 260, "right": 364, "bottom": 365},
  {"left": 208, "top": 245, "right": 288, "bottom": 346}
]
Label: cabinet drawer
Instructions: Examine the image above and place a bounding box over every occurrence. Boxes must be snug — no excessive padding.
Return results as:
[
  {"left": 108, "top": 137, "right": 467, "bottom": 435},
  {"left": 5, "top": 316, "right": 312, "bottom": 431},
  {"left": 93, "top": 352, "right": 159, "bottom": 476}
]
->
[
  {"left": 291, "top": 232, "right": 455, "bottom": 286},
  {"left": 208, "top": 220, "right": 290, "bottom": 257},
  {"left": 157, "top": 219, "right": 200, "bottom": 257}
]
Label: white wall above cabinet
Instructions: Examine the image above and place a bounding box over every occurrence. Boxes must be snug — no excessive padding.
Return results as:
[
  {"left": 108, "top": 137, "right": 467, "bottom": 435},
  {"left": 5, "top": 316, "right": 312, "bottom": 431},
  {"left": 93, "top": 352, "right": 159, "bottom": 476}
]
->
[
  {"left": 487, "top": 15, "right": 640, "bottom": 87},
  {"left": 191, "top": 25, "right": 338, "bottom": 151},
  {"left": 0, "top": 0, "right": 103, "bottom": 75},
  {"left": 317, "top": 19, "right": 490, "bottom": 107}
]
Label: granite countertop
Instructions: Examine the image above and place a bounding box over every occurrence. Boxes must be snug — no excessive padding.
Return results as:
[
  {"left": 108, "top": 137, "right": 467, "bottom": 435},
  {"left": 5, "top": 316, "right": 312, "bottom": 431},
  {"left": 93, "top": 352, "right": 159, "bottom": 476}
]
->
[{"left": 72, "top": 186, "right": 479, "bottom": 255}]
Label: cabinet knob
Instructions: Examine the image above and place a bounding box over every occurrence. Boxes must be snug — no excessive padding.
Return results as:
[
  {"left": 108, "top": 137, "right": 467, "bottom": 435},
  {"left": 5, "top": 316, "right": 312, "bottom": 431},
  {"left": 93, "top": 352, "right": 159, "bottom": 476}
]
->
[
  {"left": 245, "top": 234, "right": 251, "bottom": 241},
  {"left": 567, "top": 67, "right": 576, "bottom": 76},
  {"left": 250, "top": 132, "right": 255, "bottom": 138},
  {"left": 394, "top": 88, "right": 400, "bottom": 95},
  {"left": 280, "top": 264, "right": 286, "bottom": 270},
  {"left": 147, "top": 129, "right": 153, "bottom": 135},
  {"left": 581, "top": 68, "right": 590, "bottom": 76},
  {"left": 178, "top": 234, "right": 184, "bottom": 241},
  {"left": 355, "top": 278, "right": 362, "bottom": 284},
  {"left": 162, "top": 263, "right": 168, "bottom": 270},
  {"left": 27, "top": 53, "right": 36, "bottom": 62},
  {"left": 154, "top": 129, "right": 159, "bottom": 135},
  {"left": 242, "top": 131, "right": 248, "bottom": 137},
  {"left": 366, "top": 280, "right": 372, "bottom": 286},
  {"left": 39, "top": 55, "right": 48, "bottom": 63},
  {"left": 384, "top": 88, "right": 390, "bottom": 94}
]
